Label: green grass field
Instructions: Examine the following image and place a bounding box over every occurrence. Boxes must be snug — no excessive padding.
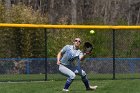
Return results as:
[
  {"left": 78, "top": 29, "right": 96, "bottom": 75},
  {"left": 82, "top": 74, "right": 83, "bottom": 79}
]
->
[
  {"left": 0, "top": 74, "right": 140, "bottom": 93},
  {"left": 0, "top": 79, "right": 140, "bottom": 93},
  {"left": 0, "top": 73, "right": 140, "bottom": 81}
]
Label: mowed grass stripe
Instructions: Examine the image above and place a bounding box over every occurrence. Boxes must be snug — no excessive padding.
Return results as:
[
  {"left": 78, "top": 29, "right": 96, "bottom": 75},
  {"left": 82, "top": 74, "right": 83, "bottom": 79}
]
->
[{"left": 0, "top": 79, "right": 140, "bottom": 93}]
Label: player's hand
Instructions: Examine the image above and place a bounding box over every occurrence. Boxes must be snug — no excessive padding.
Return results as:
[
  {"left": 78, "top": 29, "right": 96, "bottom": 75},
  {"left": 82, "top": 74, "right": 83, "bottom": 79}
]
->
[{"left": 57, "top": 61, "right": 61, "bottom": 65}]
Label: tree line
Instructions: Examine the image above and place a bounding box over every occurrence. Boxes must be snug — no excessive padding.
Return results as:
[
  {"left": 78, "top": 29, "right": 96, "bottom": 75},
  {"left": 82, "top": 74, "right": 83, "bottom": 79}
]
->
[{"left": 2, "top": 0, "right": 140, "bottom": 25}]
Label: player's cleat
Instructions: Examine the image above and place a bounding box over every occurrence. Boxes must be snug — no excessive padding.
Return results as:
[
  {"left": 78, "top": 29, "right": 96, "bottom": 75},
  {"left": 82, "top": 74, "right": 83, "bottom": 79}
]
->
[
  {"left": 62, "top": 89, "right": 69, "bottom": 92},
  {"left": 86, "top": 86, "right": 98, "bottom": 91}
]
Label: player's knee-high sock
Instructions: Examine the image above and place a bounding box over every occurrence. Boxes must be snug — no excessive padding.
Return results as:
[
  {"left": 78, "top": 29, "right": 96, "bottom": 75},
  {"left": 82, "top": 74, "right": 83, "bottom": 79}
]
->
[
  {"left": 64, "top": 78, "right": 74, "bottom": 89},
  {"left": 81, "top": 75, "right": 90, "bottom": 89}
]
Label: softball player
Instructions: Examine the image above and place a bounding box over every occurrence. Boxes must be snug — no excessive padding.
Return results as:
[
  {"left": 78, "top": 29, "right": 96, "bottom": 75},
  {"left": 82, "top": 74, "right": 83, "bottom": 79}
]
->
[{"left": 57, "top": 38, "right": 97, "bottom": 91}]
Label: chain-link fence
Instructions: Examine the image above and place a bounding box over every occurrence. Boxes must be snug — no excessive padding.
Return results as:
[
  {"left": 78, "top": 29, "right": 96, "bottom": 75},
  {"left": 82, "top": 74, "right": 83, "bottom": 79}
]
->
[{"left": 0, "top": 28, "right": 140, "bottom": 81}]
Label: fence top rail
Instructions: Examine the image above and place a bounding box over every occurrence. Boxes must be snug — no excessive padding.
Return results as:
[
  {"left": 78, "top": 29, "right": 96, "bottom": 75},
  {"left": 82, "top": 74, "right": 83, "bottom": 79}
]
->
[{"left": 0, "top": 23, "right": 140, "bottom": 29}]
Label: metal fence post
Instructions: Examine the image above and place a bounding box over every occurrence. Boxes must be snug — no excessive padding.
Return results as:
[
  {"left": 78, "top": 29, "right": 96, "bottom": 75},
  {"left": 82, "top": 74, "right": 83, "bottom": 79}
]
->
[
  {"left": 113, "top": 29, "right": 116, "bottom": 80},
  {"left": 44, "top": 28, "right": 48, "bottom": 81}
]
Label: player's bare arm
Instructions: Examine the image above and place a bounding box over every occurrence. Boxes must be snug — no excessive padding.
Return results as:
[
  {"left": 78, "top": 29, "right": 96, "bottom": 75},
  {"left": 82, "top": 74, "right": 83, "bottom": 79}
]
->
[
  {"left": 57, "top": 51, "right": 62, "bottom": 65},
  {"left": 79, "top": 53, "right": 87, "bottom": 61}
]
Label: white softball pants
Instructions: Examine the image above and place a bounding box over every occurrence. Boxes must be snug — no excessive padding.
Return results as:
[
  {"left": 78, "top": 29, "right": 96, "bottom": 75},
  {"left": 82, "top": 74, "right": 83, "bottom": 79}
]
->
[{"left": 59, "top": 64, "right": 86, "bottom": 79}]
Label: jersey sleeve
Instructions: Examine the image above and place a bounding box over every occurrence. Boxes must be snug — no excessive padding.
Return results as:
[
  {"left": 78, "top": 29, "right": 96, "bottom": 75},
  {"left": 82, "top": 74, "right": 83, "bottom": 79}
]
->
[{"left": 60, "top": 45, "right": 69, "bottom": 54}]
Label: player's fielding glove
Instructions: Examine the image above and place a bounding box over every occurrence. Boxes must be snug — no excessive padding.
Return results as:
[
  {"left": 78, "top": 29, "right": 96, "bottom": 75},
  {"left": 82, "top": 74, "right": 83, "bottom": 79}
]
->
[{"left": 83, "top": 42, "right": 93, "bottom": 55}]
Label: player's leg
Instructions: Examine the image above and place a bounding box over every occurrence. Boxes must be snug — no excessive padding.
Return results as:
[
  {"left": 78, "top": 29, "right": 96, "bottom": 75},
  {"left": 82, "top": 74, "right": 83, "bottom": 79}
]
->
[
  {"left": 81, "top": 74, "right": 97, "bottom": 91},
  {"left": 59, "top": 64, "right": 76, "bottom": 91},
  {"left": 74, "top": 69, "right": 97, "bottom": 91},
  {"left": 75, "top": 69, "right": 90, "bottom": 89}
]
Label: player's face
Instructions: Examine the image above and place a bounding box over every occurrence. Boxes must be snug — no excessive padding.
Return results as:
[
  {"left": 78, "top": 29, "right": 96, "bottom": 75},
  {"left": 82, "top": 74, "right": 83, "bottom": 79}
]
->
[{"left": 74, "top": 39, "right": 81, "bottom": 47}]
